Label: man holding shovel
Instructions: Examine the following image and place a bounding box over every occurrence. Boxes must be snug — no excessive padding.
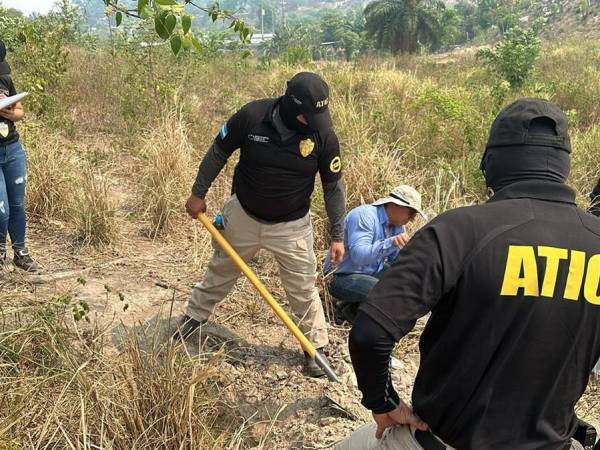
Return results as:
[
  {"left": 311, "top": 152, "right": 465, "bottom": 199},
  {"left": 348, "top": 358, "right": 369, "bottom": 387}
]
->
[{"left": 174, "top": 72, "right": 345, "bottom": 378}]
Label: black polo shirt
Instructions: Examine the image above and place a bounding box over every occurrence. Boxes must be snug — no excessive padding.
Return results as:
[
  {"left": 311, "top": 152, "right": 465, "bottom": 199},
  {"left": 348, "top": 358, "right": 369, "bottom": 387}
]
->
[
  {"left": 0, "top": 74, "right": 19, "bottom": 145},
  {"left": 214, "top": 97, "right": 342, "bottom": 223},
  {"left": 362, "top": 180, "right": 600, "bottom": 449}
]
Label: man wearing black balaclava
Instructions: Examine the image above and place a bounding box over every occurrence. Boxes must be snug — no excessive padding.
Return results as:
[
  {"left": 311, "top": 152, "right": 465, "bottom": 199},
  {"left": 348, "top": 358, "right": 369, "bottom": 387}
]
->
[
  {"left": 335, "top": 98, "right": 600, "bottom": 449},
  {"left": 174, "top": 72, "right": 346, "bottom": 378}
]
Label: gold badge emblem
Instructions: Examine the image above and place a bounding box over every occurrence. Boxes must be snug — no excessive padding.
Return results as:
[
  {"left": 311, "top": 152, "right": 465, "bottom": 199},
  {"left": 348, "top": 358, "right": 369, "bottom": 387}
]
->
[
  {"left": 329, "top": 156, "right": 342, "bottom": 173},
  {"left": 299, "top": 138, "right": 315, "bottom": 157}
]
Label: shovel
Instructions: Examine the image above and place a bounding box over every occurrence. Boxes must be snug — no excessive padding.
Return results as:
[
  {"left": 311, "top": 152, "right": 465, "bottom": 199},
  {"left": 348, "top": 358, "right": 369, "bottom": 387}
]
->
[{"left": 196, "top": 212, "right": 339, "bottom": 382}]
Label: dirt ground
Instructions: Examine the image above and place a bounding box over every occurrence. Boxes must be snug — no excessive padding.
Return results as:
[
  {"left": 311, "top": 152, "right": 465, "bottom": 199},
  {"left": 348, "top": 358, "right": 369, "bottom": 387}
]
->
[{"left": 4, "top": 208, "right": 599, "bottom": 449}]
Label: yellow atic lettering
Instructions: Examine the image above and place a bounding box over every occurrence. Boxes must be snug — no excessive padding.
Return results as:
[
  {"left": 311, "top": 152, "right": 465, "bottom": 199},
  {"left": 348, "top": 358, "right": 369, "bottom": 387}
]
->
[
  {"left": 564, "top": 250, "right": 586, "bottom": 301},
  {"left": 584, "top": 254, "right": 600, "bottom": 305},
  {"left": 500, "top": 245, "right": 539, "bottom": 297},
  {"left": 538, "top": 246, "right": 568, "bottom": 298}
]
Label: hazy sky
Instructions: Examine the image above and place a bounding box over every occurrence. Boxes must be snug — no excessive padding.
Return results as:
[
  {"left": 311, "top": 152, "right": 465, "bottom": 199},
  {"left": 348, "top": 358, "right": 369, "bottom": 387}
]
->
[{"left": 3, "top": 0, "right": 57, "bottom": 15}]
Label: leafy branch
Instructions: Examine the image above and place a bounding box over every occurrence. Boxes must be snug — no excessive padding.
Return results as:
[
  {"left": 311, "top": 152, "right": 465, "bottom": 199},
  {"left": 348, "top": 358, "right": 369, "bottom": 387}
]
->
[{"left": 102, "top": 0, "right": 253, "bottom": 55}]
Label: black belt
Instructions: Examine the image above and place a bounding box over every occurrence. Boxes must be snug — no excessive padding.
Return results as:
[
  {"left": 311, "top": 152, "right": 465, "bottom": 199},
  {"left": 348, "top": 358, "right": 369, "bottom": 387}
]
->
[
  {"left": 414, "top": 430, "right": 592, "bottom": 450},
  {"left": 414, "top": 429, "right": 448, "bottom": 450}
]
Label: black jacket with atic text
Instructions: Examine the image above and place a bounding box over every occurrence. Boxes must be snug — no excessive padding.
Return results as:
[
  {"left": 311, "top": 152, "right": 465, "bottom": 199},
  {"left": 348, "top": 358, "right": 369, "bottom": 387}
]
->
[{"left": 361, "top": 180, "right": 600, "bottom": 450}]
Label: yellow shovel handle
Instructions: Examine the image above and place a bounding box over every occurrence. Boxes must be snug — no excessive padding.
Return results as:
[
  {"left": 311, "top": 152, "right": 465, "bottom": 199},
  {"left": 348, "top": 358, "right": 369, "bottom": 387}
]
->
[{"left": 197, "top": 212, "right": 317, "bottom": 358}]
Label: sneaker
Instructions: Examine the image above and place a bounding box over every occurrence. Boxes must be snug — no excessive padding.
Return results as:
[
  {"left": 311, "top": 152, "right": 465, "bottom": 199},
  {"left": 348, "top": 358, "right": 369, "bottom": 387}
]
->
[
  {"left": 304, "top": 348, "right": 328, "bottom": 378},
  {"left": 172, "top": 314, "right": 206, "bottom": 342},
  {"left": 13, "top": 248, "right": 39, "bottom": 272}
]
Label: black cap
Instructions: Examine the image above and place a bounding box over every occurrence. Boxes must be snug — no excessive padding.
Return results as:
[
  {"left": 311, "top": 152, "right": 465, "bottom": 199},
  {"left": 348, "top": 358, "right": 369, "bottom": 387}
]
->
[
  {"left": 486, "top": 98, "right": 571, "bottom": 153},
  {"left": 284, "top": 72, "right": 332, "bottom": 132}
]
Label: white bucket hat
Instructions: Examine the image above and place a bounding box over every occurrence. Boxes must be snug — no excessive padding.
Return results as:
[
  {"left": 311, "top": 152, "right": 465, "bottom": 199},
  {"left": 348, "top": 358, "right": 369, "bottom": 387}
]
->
[{"left": 373, "top": 185, "right": 426, "bottom": 218}]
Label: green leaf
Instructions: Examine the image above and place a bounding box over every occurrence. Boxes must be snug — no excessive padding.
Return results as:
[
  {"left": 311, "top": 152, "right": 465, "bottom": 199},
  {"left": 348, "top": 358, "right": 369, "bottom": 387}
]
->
[
  {"left": 170, "top": 34, "right": 182, "bottom": 55},
  {"left": 140, "top": 5, "right": 153, "bottom": 18},
  {"left": 165, "top": 14, "right": 177, "bottom": 34},
  {"left": 115, "top": 11, "right": 122, "bottom": 26},
  {"left": 137, "top": 0, "right": 147, "bottom": 14},
  {"left": 154, "top": 0, "right": 177, "bottom": 5},
  {"left": 155, "top": 16, "right": 170, "bottom": 39},
  {"left": 241, "top": 49, "right": 252, "bottom": 59},
  {"left": 182, "top": 14, "right": 192, "bottom": 34},
  {"left": 190, "top": 34, "right": 202, "bottom": 51},
  {"left": 181, "top": 35, "right": 192, "bottom": 49}
]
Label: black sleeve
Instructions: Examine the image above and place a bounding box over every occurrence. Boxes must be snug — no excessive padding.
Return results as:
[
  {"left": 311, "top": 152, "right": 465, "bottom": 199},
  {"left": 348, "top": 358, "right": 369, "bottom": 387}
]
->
[
  {"left": 318, "top": 131, "right": 342, "bottom": 183},
  {"left": 214, "top": 105, "right": 250, "bottom": 156},
  {"left": 191, "top": 142, "right": 230, "bottom": 198},
  {"left": 590, "top": 178, "right": 600, "bottom": 217},
  {"left": 349, "top": 312, "right": 400, "bottom": 413},
  {"left": 359, "top": 225, "right": 446, "bottom": 341},
  {"left": 323, "top": 179, "right": 345, "bottom": 242},
  {"left": 351, "top": 224, "right": 449, "bottom": 413},
  {"left": 8, "top": 78, "right": 16, "bottom": 96}
]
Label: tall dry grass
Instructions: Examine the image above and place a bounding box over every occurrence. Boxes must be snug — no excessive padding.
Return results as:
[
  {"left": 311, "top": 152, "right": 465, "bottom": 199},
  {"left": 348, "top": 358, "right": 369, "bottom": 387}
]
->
[
  {"left": 71, "top": 169, "right": 119, "bottom": 246},
  {"left": 138, "top": 109, "right": 195, "bottom": 238},
  {"left": 0, "top": 293, "right": 243, "bottom": 449}
]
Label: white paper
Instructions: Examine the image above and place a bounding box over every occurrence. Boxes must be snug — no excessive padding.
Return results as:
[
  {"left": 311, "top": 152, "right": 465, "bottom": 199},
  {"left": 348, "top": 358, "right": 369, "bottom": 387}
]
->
[{"left": 0, "top": 92, "right": 28, "bottom": 110}]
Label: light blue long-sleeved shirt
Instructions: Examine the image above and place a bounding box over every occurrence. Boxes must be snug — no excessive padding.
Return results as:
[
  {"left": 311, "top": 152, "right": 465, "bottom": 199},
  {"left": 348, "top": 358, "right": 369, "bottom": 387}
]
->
[{"left": 324, "top": 204, "right": 405, "bottom": 276}]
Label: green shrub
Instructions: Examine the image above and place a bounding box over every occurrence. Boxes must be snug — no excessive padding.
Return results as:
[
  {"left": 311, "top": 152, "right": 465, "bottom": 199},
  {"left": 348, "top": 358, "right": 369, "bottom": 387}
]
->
[{"left": 477, "top": 24, "right": 541, "bottom": 89}]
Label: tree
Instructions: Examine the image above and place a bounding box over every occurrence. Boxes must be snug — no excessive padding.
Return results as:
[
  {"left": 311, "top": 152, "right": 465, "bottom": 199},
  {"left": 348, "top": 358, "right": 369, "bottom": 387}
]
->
[
  {"left": 320, "top": 10, "right": 368, "bottom": 60},
  {"left": 364, "top": 0, "right": 446, "bottom": 54}
]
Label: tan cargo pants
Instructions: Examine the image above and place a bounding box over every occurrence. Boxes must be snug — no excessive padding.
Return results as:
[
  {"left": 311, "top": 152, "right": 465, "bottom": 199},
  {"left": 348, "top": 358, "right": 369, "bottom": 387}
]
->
[
  {"left": 186, "top": 194, "right": 329, "bottom": 349},
  {"left": 334, "top": 424, "right": 584, "bottom": 450}
]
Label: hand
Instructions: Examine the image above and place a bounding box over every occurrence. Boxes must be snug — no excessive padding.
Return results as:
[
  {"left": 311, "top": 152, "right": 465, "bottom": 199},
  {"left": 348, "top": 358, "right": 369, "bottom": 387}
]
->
[
  {"left": 0, "top": 106, "right": 15, "bottom": 120},
  {"left": 0, "top": 103, "right": 23, "bottom": 122},
  {"left": 373, "top": 400, "right": 428, "bottom": 439},
  {"left": 329, "top": 241, "right": 345, "bottom": 265},
  {"left": 185, "top": 194, "right": 207, "bottom": 219},
  {"left": 392, "top": 232, "right": 410, "bottom": 248}
]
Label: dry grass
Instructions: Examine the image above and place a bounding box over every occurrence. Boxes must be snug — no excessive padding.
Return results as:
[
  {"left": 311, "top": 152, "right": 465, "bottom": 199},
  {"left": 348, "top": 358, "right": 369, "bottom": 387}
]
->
[
  {"left": 138, "top": 109, "right": 194, "bottom": 239},
  {"left": 0, "top": 294, "right": 242, "bottom": 449},
  {"left": 21, "top": 126, "right": 79, "bottom": 223},
  {"left": 71, "top": 169, "right": 119, "bottom": 247}
]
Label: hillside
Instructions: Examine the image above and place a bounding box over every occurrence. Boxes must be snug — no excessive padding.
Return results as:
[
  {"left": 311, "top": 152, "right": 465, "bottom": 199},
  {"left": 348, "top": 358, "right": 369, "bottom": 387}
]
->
[{"left": 526, "top": 0, "right": 600, "bottom": 37}]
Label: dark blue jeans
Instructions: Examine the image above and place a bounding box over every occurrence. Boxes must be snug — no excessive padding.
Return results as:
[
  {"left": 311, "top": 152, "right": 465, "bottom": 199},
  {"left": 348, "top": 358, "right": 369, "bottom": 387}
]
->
[
  {"left": 328, "top": 269, "right": 388, "bottom": 322},
  {"left": 0, "top": 140, "right": 27, "bottom": 251}
]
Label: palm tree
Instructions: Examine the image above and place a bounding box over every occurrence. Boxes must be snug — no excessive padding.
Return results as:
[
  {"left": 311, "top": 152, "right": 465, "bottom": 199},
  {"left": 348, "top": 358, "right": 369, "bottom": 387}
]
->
[{"left": 364, "top": 0, "right": 445, "bottom": 54}]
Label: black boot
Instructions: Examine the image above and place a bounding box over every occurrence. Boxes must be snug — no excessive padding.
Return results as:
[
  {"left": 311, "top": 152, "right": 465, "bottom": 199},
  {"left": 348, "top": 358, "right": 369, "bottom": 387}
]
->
[
  {"left": 172, "top": 314, "right": 206, "bottom": 342},
  {"left": 13, "top": 248, "right": 39, "bottom": 272},
  {"left": 304, "top": 348, "right": 329, "bottom": 378}
]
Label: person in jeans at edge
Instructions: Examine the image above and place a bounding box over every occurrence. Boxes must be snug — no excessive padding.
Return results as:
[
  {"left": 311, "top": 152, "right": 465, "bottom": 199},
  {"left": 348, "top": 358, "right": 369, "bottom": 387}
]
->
[
  {"left": 0, "top": 40, "right": 38, "bottom": 272},
  {"left": 335, "top": 98, "right": 600, "bottom": 450},
  {"left": 323, "top": 185, "right": 424, "bottom": 324}
]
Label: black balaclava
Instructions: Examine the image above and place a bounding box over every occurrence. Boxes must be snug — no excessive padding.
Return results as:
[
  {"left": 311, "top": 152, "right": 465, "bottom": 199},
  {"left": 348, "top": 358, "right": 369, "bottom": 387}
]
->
[
  {"left": 481, "top": 99, "right": 571, "bottom": 193},
  {"left": 278, "top": 94, "right": 314, "bottom": 135},
  {"left": 0, "top": 40, "right": 11, "bottom": 75}
]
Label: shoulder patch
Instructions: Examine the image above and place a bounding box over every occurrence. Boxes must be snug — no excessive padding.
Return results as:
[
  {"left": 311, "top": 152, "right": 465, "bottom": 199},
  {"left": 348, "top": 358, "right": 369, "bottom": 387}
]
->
[
  {"left": 219, "top": 123, "right": 228, "bottom": 139},
  {"left": 330, "top": 156, "right": 342, "bottom": 173}
]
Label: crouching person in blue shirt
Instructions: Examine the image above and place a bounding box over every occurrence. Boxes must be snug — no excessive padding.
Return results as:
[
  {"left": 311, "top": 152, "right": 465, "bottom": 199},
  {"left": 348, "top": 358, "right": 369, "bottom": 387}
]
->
[{"left": 324, "top": 185, "right": 425, "bottom": 323}]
